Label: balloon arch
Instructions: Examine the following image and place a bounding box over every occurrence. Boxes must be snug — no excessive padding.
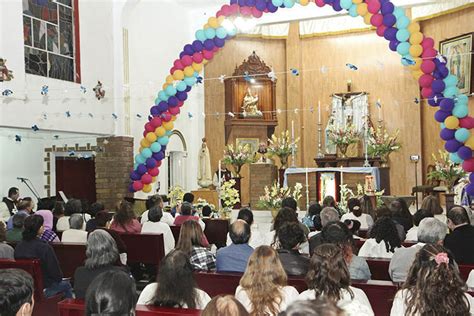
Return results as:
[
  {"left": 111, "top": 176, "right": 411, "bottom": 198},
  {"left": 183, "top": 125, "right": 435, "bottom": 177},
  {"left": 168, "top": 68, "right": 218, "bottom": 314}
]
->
[{"left": 129, "top": 0, "right": 474, "bottom": 195}]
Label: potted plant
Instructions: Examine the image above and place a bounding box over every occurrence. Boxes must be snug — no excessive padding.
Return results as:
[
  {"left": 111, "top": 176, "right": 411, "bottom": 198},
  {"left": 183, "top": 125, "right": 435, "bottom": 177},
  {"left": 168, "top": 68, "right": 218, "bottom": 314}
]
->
[
  {"left": 327, "top": 125, "right": 360, "bottom": 158},
  {"left": 222, "top": 143, "right": 254, "bottom": 178},
  {"left": 219, "top": 179, "right": 241, "bottom": 216},
  {"left": 368, "top": 126, "right": 401, "bottom": 167},
  {"left": 257, "top": 181, "right": 302, "bottom": 217}
]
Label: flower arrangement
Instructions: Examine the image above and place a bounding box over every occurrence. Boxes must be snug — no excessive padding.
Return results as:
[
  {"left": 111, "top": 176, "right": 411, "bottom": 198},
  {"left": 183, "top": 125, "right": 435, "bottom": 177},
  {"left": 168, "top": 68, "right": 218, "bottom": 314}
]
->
[
  {"left": 219, "top": 179, "right": 240, "bottom": 218},
  {"left": 195, "top": 198, "right": 216, "bottom": 212},
  {"left": 327, "top": 125, "right": 360, "bottom": 157},
  {"left": 427, "top": 150, "right": 466, "bottom": 192},
  {"left": 368, "top": 126, "right": 401, "bottom": 164},
  {"left": 339, "top": 184, "right": 355, "bottom": 214},
  {"left": 267, "top": 131, "right": 300, "bottom": 168},
  {"left": 222, "top": 143, "right": 254, "bottom": 177},
  {"left": 168, "top": 185, "right": 185, "bottom": 207},
  {"left": 257, "top": 182, "right": 303, "bottom": 210}
]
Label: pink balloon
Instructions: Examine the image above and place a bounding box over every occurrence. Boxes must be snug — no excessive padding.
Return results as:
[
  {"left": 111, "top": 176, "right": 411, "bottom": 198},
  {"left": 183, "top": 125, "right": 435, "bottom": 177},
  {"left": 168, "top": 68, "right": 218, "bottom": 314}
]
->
[
  {"left": 161, "top": 112, "right": 172, "bottom": 122},
  {"left": 421, "top": 48, "right": 437, "bottom": 59},
  {"left": 148, "top": 167, "right": 159, "bottom": 177},
  {"left": 150, "top": 117, "right": 162, "bottom": 128},
  {"left": 216, "top": 10, "right": 224, "bottom": 17},
  {"left": 421, "top": 60, "right": 436, "bottom": 74},
  {"left": 315, "top": 0, "right": 325, "bottom": 7},
  {"left": 421, "top": 37, "right": 435, "bottom": 50},
  {"left": 173, "top": 59, "right": 184, "bottom": 70},
  {"left": 177, "top": 100, "right": 184, "bottom": 107},
  {"left": 419, "top": 74, "right": 434, "bottom": 88},
  {"left": 141, "top": 174, "right": 153, "bottom": 184},
  {"left": 376, "top": 25, "right": 387, "bottom": 37},
  {"left": 240, "top": 6, "right": 252, "bottom": 16},
  {"left": 421, "top": 87, "right": 433, "bottom": 99},
  {"left": 181, "top": 55, "right": 193, "bottom": 67},
  {"left": 463, "top": 158, "right": 474, "bottom": 172},
  {"left": 169, "top": 106, "right": 180, "bottom": 115},
  {"left": 460, "top": 117, "right": 474, "bottom": 129},
  {"left": 252, "top": 7, "right": 263, "bottom": 18},
  {"left": 230, "top": 4, "right": 240, "bottom": 14},
  {"left": 370, "top": 14, "right": 383, "bottom": 27},
  {"left": 192, "top": 52, "right": 203, "bottom": 63},
  {"left": 367, "top": 0, "right": 381, "bottom": 14},
  {"left": 132, "top": 181, "right": 144, "bottom": 191},
  {"left": 145, "top": 122, "right": 155, "bottom": 133},
  {"left": 202, "top": 50, "right": 214, "bottom": 60}
]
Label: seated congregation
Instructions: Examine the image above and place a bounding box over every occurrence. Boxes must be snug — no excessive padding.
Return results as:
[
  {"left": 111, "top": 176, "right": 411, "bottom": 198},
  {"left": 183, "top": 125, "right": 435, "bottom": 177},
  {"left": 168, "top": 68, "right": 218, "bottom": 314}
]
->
[{"left": 2, "top": 186, "right": 474, "bottom": 316}]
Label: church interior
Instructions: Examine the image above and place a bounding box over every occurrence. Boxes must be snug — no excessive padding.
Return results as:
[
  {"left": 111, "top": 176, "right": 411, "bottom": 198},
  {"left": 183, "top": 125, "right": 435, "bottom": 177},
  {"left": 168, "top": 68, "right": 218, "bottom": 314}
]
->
[{"left": 1, "top": 0, "right": 474, "bottom": 315}]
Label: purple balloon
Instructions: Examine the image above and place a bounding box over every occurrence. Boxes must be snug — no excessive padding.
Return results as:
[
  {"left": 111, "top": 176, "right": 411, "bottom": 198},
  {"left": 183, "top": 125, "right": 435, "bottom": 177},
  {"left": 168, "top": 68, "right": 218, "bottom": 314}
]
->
[
  {"left": 238, "top": 0, "right": 246, "bottom": 6},
  {"left": 445, "top": 139, "right": 462, "bottom": 153},
  {"left": 204, "top": 39, "right": 215, "bottom": 51},
  {"left": 438, "top": 65, "right": 449, "bottom": 78},
  {"left": 434, "top": 110, "right": 450, "bottom": 122},
  {"left": 183, "top": 44, "right": 195, "bottom": 56},
  {"left": 150, "top": 105, "right": 160, "bottom": 116},
  {"left": 214, "top": 37, "right": 225, "bottom": 48},
  {"left": 192, "top": 40, "right": 204, "bottom": 52},
  {"left": 431, "top": 80, "right": 446, "bottom": 93},
  {"left": 428, "top": 93, "right": 443, "bottom": 106},
  {"left": 381, "top": 2, "right": 394, "bottom": 14},
  {"left": 176, "top": 91, "right": 188, "bottom": 101},
  {"left": 168, "top": 96, "right": 179, "bottom": 107},
  {"left": 333, "top": 0, "right": 343, "bottom": 11},
  {"left": 440, "top": 128, "right": 455, "bottom": 141},
  {"left": 179, "top": 52, "right": 186, "bottom": 59},
  {"left": 128, "top": 183, "right": 135, "bottom": 193},
  {"left": 158, "top": 101, "right": 169, "bottom": 112},
  {"left": 255, "top": 0, "right": 266, "bottom": 11},
  {"left": 432, "top": 70, "right": 443, "bottom": 80},
  {"left": 469, "top": 173, "right": 474, "bottom": 183},
  {"left": 267, "top": 2, "right": 278, "bottom": 12},
  {"left": 245, "top": 0, "right": 256, "bottom": 6},
  {"left": 152, "top": 152, "right": 165, "bottom": 161},
  {"left": 440, "top": 98, "right": 454, "bottom": 112},
  {"left": 130, "top": 171, "right": 141, "bottom": 181},
  {"left": 137, "top": 164, "right": 148, "bottom": 175},
  {"left": 382, "top": 14, "right": 396, "bottom": 27},
  {"left": 466, "top": 183, "right": 474, "bottom": 196},
  {"left": 458, "top": 146, "right": 473, "bottom": 160},
  {"left": 434, "top": 58, "right": 446, "bottom": 67},
  {"left": 324, "top": 0, "right": 334, "bottom": 3},
  {"left": 230, "top": 0, "right": 238, "bottom": 4},
  {"left": 184, "top": 86, "right": 192, "bottom": 93},
  {"left": 389, "top": 40, "right": 399, "bottom": 52},
  {"left": 146, "top": 158, "right": 158, "bottom": 169},
  {"left": 383, "top": 27, "right": 397, "bottom": 41}
]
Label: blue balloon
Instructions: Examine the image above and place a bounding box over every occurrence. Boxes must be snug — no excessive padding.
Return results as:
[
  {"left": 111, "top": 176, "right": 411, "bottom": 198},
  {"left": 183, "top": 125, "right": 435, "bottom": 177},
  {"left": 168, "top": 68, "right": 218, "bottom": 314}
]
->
[
  {"left": 272, "top": 0, "right": 283, "bottom": 6},
  {"left": 150, "top": 142, "right": 162, "bottom": 153},
  {"left": 340, "top": 0, "right": 352, "bottom": 9},
  {"left": 158, "top": 91, "right": 169, "bottom": 101},
  {"left": 216, "top": 27, "right": 227, "bottom": 39},
  {"left": 396, "top": 16, "right": 410, "bottom": 29},
  {"left": 453, "top": 104, "right": 469, "bottom": 118},
  {"left": 195, "top": 30, "right": 206, "bottom": 42},
  {"left": 396, "top": 29, "right": 410, "bottom": 42},
  {"left": 455, "top": 128, "right": 470, "bottom": 142},
  {"left": 393, "top": 7, "right": 405, "bottom": 18},
  {"left": 158, "top": 136, "right": 169, "bottom": 146},
  {"left": 134, "top": 163, "right": 138, "bottom": 170},
  {"left": 348, "top": 4, "right": 358, "bottom": 17},
  {"left": 456, "top": 94, "right": 468, "bottom": 105},
  {"left": 283, "top": 0, "right": 295, "bottom": 7},
  {"left": 396, "top": 42, "right": 410, "bottom": 56},
  {"left": 135, "top": 154, "right": 146, "bottom": 164},
  {"left": 141, "top": 148, "right": 153, "bottom": 159},
  {"left": 401, "top": 55, "right": 414, "bottom": 66},
  {"left": 444, "top": 75, "right": 458, "bottom": 87},
  {"left": 204, "top": 28, "right": 216, "bottom": 40},
  {"left": 184, "top": 76, "right": 196, "bottom": 86},
  {"left": 165, "top": 130, "right": 173, "bottom": 136},
  {"left": 176, "top": 81, "right": 187, "bottom": 92},
  {"left": 450, "top": 152, "right": 464, "bottom": 164},
  {"left": 165, "top": 85, "right": 176, "bottom": 96},
  {"left": 440, "top": 123, "right": 446, "bottom": 129},
  {"left": 444, "top": 86, "right": 459, "bottom": 98}
]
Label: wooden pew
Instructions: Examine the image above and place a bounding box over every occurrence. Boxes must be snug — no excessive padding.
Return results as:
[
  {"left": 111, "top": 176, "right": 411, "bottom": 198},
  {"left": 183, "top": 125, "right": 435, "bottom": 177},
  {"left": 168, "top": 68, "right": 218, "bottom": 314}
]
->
[
  {"left": 193, "top": 271, "right": 397, "bottom": 316},
  {"left": 170, "top": 225, "right": 181, "bottom": 244},
  {"left": 0, "top": 259, "right": 63, "bottom": 316},
  {"left": 58, "top": 299, "right": 201, "bottom": 315},
  {"left": 354, "top": 239, "right": 417, "bottom": 251},
  {"left": 51, "top": 243, "right": 87, "bottom": 279},
  {"left": 202, "top": 218, "right": 229, "bottom": 248}
]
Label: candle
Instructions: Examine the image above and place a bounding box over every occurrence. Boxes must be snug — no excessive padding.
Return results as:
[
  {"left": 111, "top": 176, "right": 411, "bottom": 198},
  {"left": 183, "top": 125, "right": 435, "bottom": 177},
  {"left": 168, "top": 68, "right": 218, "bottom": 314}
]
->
[
  {"left": 305, "top": 168, "right": 310, "bottom": 210},
  {"left": 291, "top": 120, "right": 295, "bottom": 140},
  {"left": 218, "top": 160, "right": 222, "bottom": 209},
  {"left": 318, "top": 101, "right": 321, "bottom": 123}
]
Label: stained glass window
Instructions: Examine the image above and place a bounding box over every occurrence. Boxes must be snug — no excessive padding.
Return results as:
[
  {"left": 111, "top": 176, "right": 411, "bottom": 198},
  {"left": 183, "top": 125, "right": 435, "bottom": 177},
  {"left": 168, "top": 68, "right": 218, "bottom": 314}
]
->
[{"left": 22, "top": 0, "right": 79, "bottom": 82}]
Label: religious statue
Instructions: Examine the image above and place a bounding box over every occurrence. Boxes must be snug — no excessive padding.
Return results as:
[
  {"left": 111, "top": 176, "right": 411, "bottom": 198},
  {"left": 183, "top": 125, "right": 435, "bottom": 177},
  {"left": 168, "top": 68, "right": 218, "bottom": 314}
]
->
[
  {"left": 241, "top": 88, "right": 262, "bottom": 118},
  {"left": 0, "top": 58, "right": 14, "bottom": 82},
  {"left": 325, "top": 114, "right": 337, "bottom": 155},
  {"left": 256, "top": 142, "right": 269, "bottom": 163},
  {"left": 197, "top": 138, "right": 213, "bottom": 188}
]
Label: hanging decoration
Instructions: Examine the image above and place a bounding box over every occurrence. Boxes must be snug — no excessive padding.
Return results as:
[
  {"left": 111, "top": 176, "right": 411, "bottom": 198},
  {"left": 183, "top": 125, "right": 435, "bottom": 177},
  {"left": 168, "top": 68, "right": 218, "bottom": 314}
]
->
[
  {"left": 2, "top": 89, "right": 13, "bottom": 96},
  {"left": 41, "top": 85, "right": 49, "bottom": 95},
  {"left": 93, "top": 81, "right": 105, "bottom": 100},
  {"left": 346, "top": 63, "right": 358, "bottom": 71},
  {"left": 0, "top": 58, "right": 14, "bottom": 82}
]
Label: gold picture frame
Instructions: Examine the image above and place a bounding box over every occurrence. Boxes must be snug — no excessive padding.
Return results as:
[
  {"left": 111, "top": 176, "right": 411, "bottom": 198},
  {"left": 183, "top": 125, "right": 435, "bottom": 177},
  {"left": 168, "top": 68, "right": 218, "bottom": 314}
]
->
[
  {"left": 440, "top": 33, "right": 473, "bottom": 95},
  {"left": 236, "top": 138, "right": 259, "bottom": 154}
]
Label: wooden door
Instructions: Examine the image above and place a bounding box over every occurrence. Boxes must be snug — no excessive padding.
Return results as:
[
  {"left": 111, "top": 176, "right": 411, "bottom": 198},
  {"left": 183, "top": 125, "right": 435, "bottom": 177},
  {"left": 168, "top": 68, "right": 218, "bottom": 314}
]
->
[{"left": 56, "top": 157, "right": 96, "bottom": 203}]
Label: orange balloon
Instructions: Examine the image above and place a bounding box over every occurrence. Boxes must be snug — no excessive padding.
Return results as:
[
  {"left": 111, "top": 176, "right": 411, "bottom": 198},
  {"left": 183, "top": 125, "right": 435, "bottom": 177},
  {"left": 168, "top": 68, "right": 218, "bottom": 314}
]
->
[
  {"left": 155, "top": 126, "right": 166, "bottom": 137},
  {"left": 145, "top": 132, "right": 157, "bottom": 143},
  {"left": 166, "top": 75, "right": 174, "bottom": 84},
  {"left": 208, "top": 17, "right": 219, "bottom": 28},
  {"left": 184, "top": 66, "right": 195, "bottom": 77},
  {"left": 173, "top": 70, "right": 184, "bottom": 81},
  {"left": 408, "top": 22, "right": 420, "bottom": 34},
  {"left": 140, "top": 138, "right": 151, "bottom": 148},
  {"left": 409, "top": 44, "right": 423, "bottom": 57},
  {"left": 143, "top": 184, "right": 152, "bottom": 193},
  {"left": 409, "top": 32, "right": 423, "bottom": 45},
  {"left": 411, "top": 70, "right": 423, "bottom": 80},
  {"left": 192, "top": 62, "right": 203, "bottom": 72},
  {"left": 356, "top": 3, "right": 368, "bottom": 16}
]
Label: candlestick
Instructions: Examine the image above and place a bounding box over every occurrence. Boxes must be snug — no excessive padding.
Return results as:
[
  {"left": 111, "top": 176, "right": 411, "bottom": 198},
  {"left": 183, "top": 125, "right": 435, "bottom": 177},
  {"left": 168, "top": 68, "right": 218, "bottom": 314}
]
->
[
  {"left": 363, "top": 113, "right": 370, "bottom": 167},
  {"left": 218, "top": 160, "right": 222, "bottom": 209},
  {"left": 291, "top": 120, "right": 296, "bottom": 168},
  {"left": 318, "top": 101, "right": 321, "bottom": 124},
  {"left": 305, "top": 168, "right": 310, "bottom": 210},
  {"left": 317, "top": 121, "right": 324, "bottom": 158},
  {"left": 291, "top": 120, "right": 295, "bottom": 139}
]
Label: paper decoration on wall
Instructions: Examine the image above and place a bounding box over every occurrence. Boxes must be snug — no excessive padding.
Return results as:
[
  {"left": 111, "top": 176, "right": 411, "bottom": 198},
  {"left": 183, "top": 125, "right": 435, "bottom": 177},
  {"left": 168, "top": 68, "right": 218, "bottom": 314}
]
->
[
  {"left": 414, "top": 98, "right": 420, "bottom": 104},
  {"left": 80, "top": 85, "right": 87, "bottom": 94},
  {"left": 243, "top": 71, "right": 252, "bottom": 82},
  {"left": 2, "top": 89, "right": 13, "bottom": 96},
  {"left": 65, "top": 111, "right": 71, "bottom": 118},
  {"left": 401, "top": 57, "right": 416, "bottom": 66},
  {"left": 227, "top": 112, "right": 235, "bottom": 117},
  {"left": 41, "top": 85, "right": 49, "bottom": 95},
  {"left": 346, "top": 63, "right": 358, "bottom": 71},
  {"left": 268, "top": 68, "right": 277, "bottom": 82},
  {"left": 93, "top": 81, "right": 105, "bottom": 100},
  {"left": 31, "top": 125, "right": 39, "bottom": 131},
  {"left": 15, "top": 135, "right": 21, "bottom": 142},
  {"left": 290, "top": 68, "right": 299, "bottom": 76},
  {"left": 54, "top": 135, "right": 59, "bottom": 139},
  {"left": 136, "top": 114, "right": 142, "bottom": 119},
  {"left": 196, "top": 76, "right": 203, "bottom": 84},
  {"left": 112, "top": 113, "right": 118, "bottom": 119},
  {"left": 0, "top": 58, "right": 14, "bottom": 82},
  {"left": 320, "top": 66, "right": 328, "bottom": 74},
  {"left": 188, "top": 112, "right": 194, "bottom": 119},
  {"left": 68, "top": 151, "right": 75, "bottom": 157},
  {"left": 88, "top": 113, "right": 94, "bottom": 118},
  {"left": 219, "top": 75, "right": 226, "bottom": 83}
]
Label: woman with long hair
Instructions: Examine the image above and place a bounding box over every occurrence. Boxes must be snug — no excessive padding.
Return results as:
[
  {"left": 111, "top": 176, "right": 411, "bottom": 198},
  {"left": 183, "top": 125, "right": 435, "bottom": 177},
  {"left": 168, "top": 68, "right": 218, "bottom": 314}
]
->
[
  {"left": 110, "top": 200, "right": 141, "bottom": 234},
  {"left": 391, "top": 244, "right": 473, "bottom": 315},
  {"left": 236, "top": 245, "right": 299, "bottom": 315},
  {"left": 298, "top": 244, "right": 373, "bottom": 315},
  {"left": 269, "top": 207, "right": 309, "bottom": 254},
  {"left": 137, "top": 250, "right": 211, "bottom": 308},
  {"left": 420, "top": 195, "right": 446, "bottom": 223},
  {"left": 176, "top": 220, "right": 215, "bottom": 271},
  {"left": 358, "top": 216, "right": 402, "bottom": 258},
  {"left": 341, "top": 198, "right": 374, "bottom": 230},
  {"left": 202, "top": 295, "right": 249, "bottom": 316}
]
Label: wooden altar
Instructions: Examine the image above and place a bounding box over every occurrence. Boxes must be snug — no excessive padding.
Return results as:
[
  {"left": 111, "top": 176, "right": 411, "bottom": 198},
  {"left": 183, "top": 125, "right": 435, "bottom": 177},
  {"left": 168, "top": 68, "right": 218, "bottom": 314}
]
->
[{"left": 224, "top": 52, "right": 278, "bottom": 144}]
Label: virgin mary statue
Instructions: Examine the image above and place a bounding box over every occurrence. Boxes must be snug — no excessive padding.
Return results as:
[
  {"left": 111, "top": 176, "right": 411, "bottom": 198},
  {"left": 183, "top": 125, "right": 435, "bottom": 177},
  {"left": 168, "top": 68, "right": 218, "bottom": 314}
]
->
[{"left": 198, "top": 138, "right": 213, "bottom": 188}]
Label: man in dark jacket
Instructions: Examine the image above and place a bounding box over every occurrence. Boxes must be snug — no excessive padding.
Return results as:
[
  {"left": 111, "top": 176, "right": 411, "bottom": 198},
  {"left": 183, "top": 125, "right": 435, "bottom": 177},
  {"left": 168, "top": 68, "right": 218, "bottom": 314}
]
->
[
  {"left": 276, "top": 222, "right": 309, "bottom": 276},
  {"left": 444, "top": 205, "right": 474, "bottom": 264}
]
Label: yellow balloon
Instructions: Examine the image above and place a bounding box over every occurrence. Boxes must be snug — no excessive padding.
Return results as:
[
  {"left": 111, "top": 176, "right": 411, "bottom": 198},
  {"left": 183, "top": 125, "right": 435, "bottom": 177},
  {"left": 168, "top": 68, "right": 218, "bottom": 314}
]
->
[
  {"left": 217, "top": 16, "right": 225, "bottom": 25},
  {"left": 352, "top": 0, "right": 363, "bottom": 4},
  {"left": 184, "top": 66, "right": 195, "bottom": 77},
  {"left": 145, "top": 132, "right": 157, "bottom": 143},
  {"left": 409, "top": 44, "right": 423, "bottom": 57},
  {"left": 411, "top": 70, "right": 423, "bottom": 80},
  {"left": 208, "top": 17, "right": 219, "bottom": 29},
  {"left": 203, "top": 59, "right": 208, "bottom": 65},
  {"left": 140, "top": 138, "right": 151, "bottom": 148},
  {"left": 409, "top": 57, "right": 422, "bottom": 71},
  {"left": 300, "top": 0, "right": 309, "bottom": 5},
  {"left": 163, "top": 121, "right": 174, "bottom": 131},
  {"left": 409, "top": 32, "right": 423, "bottom": 45},
  {"left": 173, "top": 70, "right": 184, "bottom": 81},
  {"left": 445, "top": 116, "right": 460, "bottom": 129},
  {"left": 408, "top": 22, "right": 420, "bottom": 34},
  {"left": 162, "top": 83, "right": 169, "bottom": 91},
  {"left": 171, "top": 115, "right": 177, "bottom": 121},
  {"left": 363, "top": 13, "right": 373, "bottom": 25},
  {"left": 166, "top": 75, "right": 174, "bottom": 84},
  {"left": 152, "top": 176, "right": 157, "bottom": 182},
  {"left": 155, "top": 126, "right": 166, "bottom": 137},
  {"left": 192, "top": 62, "right": 203, "bottom": 72},
  {"left": 203, "top": 23, "right": 210, "bottom": 29},
  {"left": 465, "top": 136, "right": 474, "bottom": 149},
  {"left": 356, "top": 3, "right": 368, "bottom": 16},
  {"left": 143, "top": 184, "right": 152, "bottom": 193}
]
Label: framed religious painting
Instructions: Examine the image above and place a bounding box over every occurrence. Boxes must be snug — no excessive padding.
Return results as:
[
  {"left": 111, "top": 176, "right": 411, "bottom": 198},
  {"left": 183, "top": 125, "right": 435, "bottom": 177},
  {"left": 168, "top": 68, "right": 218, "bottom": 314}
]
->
[
  {"left": 236, "top": 138, "right": 259, "bottom": 154},
  {"left": 440, "top": 33, "right": 473, "bottom": 94}
]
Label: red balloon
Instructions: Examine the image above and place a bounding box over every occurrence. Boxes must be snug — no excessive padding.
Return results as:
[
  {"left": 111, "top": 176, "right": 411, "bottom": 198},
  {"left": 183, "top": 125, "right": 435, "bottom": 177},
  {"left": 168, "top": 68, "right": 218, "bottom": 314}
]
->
[
  {"left": 178, "top": 100, "right": 184, "bottom": 107},
  {"left": 156, "top": 160, "right": 162, "bottom": 167},
  {"left": 141, "top": 174, "right": 153, "bottom": 184},
  {"left": 460, "top": 117, "right": 474, "bottom": 129},
  {"left": 216, "top": 10, "right": 224, "bottom": 17},
  {"left": 421, "top": 60, "right": 436, "bottom": 74},
  {"left": 315, "top": 0, "right": 325, "bottom": 7},
  {"left": 145, "top": 122, "right": 155, "bottom": 133},
  {"left": 421, "top": 37, "right": 435, "bottom": 50},
  {"left": 421, "top": 48, "right": 437, "bottom": 59},
  {"left": 150, "top": 117, "right": 162, "bottom": 128},
  {"left": 181, "top": 55, "right": 193, "bottom": 67},
  {"left": 463, "top": 158, "right": 474, "bottom": 172},
  {"left": 370, "top": 14, "right": 383, "bottom": 27},
  {"left": 192, "top": 52, "right": 203, "bottom": 63},
  {"left": 212, "top": 46, "right": 219, "bottom": 53},
  {"left": 161, "top": 112, "right": 172, "bottom": 122},
  {"left": 221, "top": 4, "right": 231, "bottom": 16},
  {"left": 203, "top": 50, "right": 214, "bottom": 60},
  {"left": 132, "top": 181, "right": 144, "bottom": 191},
  {"left": 252, "top": 7, "right": 263, "bottom": 18},
  {"left": 367, "top": 0, "right": 381, "bottom": 14},
  {"left": 240, "top": 6, "right": 252, "bottom": 16},
  {"left": 230, "top": 4, "right": 240, "bottom": 14},
  {"left": 148, "top": 167, "right": 159, "bottom": 177},
  {"left": 418, "top": 74, "right": 434, "bottom": 88},
  {"left": 376, "top": 25, "right": 387, "bottom": 37},
  {"left": 169, "top": 106, "right": 180, "bottom": 115},
  {"left": 421, "top": 87, "right": 433, "bottom": 99},
  {"left": 173, "top": 59, "right": 184, "bottom": 70},
  {"left": 169, "top": 67, "right": 177, "bottom": 74}
]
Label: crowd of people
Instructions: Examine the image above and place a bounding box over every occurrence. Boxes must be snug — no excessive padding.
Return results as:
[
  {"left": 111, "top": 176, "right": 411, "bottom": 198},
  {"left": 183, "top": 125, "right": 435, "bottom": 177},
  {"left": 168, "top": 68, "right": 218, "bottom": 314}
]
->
[{"left": 1, "top": 186, "right": 474, "bottom": 315}]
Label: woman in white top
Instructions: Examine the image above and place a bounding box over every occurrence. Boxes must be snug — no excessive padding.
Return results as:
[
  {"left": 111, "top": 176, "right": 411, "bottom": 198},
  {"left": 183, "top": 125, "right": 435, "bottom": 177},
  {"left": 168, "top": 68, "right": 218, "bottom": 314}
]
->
[
  {"left": 391, "top": 244, "right": 474, "bottom": 315},
  {"left": 298, "top": 244, "right": 374, "bottom": 316},
  {"left": 358, "top": 217, "right": 402, "bottom": 258},
  {"left": 235, "top": 246, "right": 299, "bottom": 315},
  {"left": 141, "top": 206, "right": 175, "bottom": 255},
  {"left": 137, "top": 250, "right": 211, "bottom": 309},
  {"left": 341, "top": 198, "right": 374, "bottom": 230}
]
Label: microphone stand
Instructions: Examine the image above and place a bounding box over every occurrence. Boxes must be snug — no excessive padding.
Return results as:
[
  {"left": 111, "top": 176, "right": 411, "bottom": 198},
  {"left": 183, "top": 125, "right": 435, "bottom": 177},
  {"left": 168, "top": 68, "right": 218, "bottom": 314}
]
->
[{"left": 18, "top": 178, "right": 41, "bottom": 201}]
